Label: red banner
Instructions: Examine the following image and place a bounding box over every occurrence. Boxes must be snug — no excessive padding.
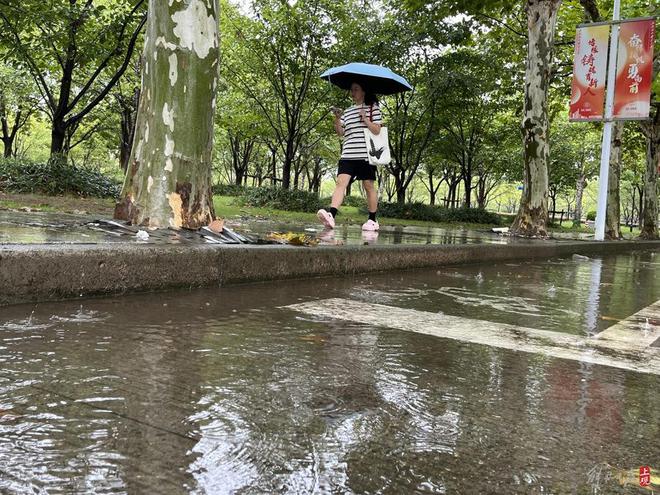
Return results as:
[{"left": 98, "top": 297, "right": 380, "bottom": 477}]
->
[
  {"left": 613, "top": 19, "right": 655, "bottom": 120},
  {"left": 569, "top": 25, "right": 609, "bottom": 121}
]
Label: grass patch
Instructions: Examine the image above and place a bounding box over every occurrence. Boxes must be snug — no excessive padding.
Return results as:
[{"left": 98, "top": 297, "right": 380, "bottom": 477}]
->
[
  {"left": 0, "top": 193, "right": 116, "bottom": 216},
  {"left": 213, "top": 195, "right": 502, "bottom": 229}
]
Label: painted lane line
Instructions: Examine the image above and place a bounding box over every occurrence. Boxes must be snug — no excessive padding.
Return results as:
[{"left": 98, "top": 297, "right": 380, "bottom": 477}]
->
[
  {"left": 594, "top": 299, "right": 660, "bottom": 348},
  {"left": 285, "top": 298, "right": 660, "bottom": 376}
]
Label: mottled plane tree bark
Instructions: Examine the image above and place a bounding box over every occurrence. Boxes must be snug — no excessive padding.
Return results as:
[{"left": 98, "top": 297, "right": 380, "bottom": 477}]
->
[
  {"left": 605, "top": 122, "right": 625, "bottom": 238},
  {"left": 115, "top": 0, "right": 219, "bottom": 229},
  {"left": 510, "top": 0, "right": 562, "bottom": 237}
]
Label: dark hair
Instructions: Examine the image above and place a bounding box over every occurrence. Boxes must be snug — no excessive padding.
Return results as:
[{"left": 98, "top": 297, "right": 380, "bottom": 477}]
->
[
  {"left": 352, "top": 81, "right": 379, "bottom": 105},
  {"left": 365, "top": 92, "right": 379, "bottom": 105}
]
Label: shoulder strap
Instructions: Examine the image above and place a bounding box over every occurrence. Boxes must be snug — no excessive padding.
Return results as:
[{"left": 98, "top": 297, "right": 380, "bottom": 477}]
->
[{"left": 370, "top": 103, "right": 373, "bottom": 122}]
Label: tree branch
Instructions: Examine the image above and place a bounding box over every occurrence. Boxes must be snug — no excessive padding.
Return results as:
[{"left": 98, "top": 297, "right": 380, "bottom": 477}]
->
[
  {"left": 68, "top": 12, "right": 146, "bottom": 126},
  {"left": 0, "top": 12, "right": 57, "bottom": 110},
  {"left": 66, "top": 0, "right": 146, "bottom": 114},
  {"left": 474, "top": 12, "right": 527, "bottom": 38}
]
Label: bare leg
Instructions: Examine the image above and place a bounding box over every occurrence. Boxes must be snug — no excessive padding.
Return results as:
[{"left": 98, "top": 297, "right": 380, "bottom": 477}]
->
[
  {"left": 331, "top": 174, "right": 352, "bottom": 209},
  {"left": 363, "top": 180, "right": 378, "bottom": 213}
]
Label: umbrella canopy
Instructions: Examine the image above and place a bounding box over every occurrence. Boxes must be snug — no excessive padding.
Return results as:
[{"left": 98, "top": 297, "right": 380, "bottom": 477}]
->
[{"left": 320, "top": 62, "right": 412, "bottom": 95}]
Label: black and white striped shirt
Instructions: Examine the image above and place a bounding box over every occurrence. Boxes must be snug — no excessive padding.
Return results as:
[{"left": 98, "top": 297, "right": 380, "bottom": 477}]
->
[{"left": 340, "top": 103, "right": 383, "bottom": 160}]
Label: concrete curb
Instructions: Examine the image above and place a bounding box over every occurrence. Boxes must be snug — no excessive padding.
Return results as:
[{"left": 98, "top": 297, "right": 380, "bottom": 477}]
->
[{"left": 1, "top": 240, "right": 659, "bottom": 306}]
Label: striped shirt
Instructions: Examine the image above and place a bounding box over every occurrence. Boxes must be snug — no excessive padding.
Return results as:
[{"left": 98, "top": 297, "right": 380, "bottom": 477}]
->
[{"left": 340, "top": 103, "right": 383, "bottom": 160}]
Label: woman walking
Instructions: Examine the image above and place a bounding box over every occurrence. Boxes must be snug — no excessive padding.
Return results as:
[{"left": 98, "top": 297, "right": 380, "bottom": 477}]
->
[{"left": 317, "top": 81, "right": 382, "bottom": 231}]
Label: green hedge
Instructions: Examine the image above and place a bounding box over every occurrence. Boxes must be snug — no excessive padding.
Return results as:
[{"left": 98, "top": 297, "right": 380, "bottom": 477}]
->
[
  {"left": 212, "top": 183, "right": 249, "bottom": 196},
  {"left": 237, "top": 187, "right": 325, "bottom": 213},
  {"left": 0, "top": 157, "right": 121, "bottom": 198},
  {"left": 216, "top": 184, "right": 503, "bottom": 225},
  {"left": 372, "top": 201, "right": 504, "bottom": 225}
]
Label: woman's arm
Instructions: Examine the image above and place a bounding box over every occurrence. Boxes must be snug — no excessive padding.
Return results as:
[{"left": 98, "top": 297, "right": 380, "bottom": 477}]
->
[
  {"left": 364, "top": 120, "right": 381, "bottom": 136},
  {"left": 360, "top": 108, "right": 381, "bottom": 135},
  {"left": 334, "top": 114, "right": 345, "bottom": 137}
]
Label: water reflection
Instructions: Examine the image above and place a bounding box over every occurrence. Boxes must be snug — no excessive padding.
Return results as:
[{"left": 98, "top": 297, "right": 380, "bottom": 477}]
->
[{"left": 0, "top": 252, "right": 658, "bottom": 493}]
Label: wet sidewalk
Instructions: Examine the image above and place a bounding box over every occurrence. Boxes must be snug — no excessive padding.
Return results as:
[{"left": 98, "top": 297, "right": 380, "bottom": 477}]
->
[
  {"left": 2, "top": 209, "right": 659, "bottom": 307},
  {"left": 1, "top": 209, "right": 579, "bottom": 247},
  {"left": 1, "top": 250, "right": 658, "bottom": 493}
]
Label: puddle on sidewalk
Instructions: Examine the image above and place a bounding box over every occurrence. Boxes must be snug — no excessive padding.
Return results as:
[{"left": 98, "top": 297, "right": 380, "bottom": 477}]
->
[{"left": 0, "top": 251, "right": 658, "bottom": 493}]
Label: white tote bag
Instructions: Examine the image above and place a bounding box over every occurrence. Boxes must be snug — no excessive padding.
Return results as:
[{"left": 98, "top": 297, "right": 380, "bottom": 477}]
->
[{"left": 363, "top": 104, "right": 391, "bottom": 167}]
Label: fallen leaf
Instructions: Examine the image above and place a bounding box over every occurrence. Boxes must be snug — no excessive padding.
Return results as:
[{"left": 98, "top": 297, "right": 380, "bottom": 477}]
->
[
  {"left": 266, "top": 232, "right": 319, "bottom": 247},
  {"left": 208, "top": 218, "right": 224, "bottom": 233}
]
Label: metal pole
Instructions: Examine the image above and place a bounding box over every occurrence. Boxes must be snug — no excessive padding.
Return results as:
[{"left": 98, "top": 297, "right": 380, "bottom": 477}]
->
[{"left": 594, "top": 0, "right": 621, "bottom": 241}]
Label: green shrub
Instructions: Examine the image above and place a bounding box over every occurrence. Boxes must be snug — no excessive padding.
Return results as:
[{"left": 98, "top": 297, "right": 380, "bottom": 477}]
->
[
  {"left": 371, "top": 201, "right": 504, "bottom": 225},
  {"left": 238, "top": 187, "right": 324, "bottom": 213},
  {"left": 342, "top": 195, "right": 366, "bottom": 208},
  {"left": 0, "top": 156, "right": 121, "bottom": 198},
  {"left": 213, "top": 183, "right": 249, "bottom": 196},
  {"left": 318, "top": 194, "right": 364, "bottom": 208},
  {"left": 586, "top": 210, "right": 596, "bottom": 221}
]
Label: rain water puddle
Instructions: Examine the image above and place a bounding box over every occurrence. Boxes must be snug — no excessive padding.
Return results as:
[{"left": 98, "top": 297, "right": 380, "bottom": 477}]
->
[{"left": 0, "top": 250, "right": 658, "bottom": 493}]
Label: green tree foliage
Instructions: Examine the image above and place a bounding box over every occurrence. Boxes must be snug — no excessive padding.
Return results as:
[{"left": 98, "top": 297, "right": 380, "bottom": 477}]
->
[
  {"left": 0, "top": 64, "right": 40, "bottom": 158},
  {"left": 0, "top": 0, "right": 146, "bottom": 157}
]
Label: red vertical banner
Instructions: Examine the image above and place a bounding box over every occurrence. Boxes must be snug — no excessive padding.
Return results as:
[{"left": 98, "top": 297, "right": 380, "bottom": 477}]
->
[
  {"left": 613, "top": 19, "right": 656, "bottom": 119},
  {"left": 569, "top": 25, "right": 610, "bottom": 121}
]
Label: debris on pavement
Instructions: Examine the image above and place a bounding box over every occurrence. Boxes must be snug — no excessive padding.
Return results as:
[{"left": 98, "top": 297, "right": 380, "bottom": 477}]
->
[
  {"left": 572, "top": 254, "right": 590, "bottom": 261},
  {"left": 208, "top": 218, "right": 225, "bottom": 233},
  {"left": 266, "top": 232, "right": 319, "bottom": 247}
]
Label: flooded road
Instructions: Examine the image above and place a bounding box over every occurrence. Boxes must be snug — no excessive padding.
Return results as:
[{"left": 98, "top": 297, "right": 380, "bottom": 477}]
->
[{"left": 0, "top": 250, "right": 658, "bottom": 493}]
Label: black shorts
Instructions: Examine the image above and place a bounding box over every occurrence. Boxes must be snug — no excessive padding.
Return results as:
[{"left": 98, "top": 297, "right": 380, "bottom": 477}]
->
[{"left": 337, "top": 159, "right": 377, "bottom": 181}]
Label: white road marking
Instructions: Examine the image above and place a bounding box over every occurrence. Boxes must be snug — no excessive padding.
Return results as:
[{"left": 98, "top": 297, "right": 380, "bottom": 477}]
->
[
  {"left": 286, "top": 298, "right": 660, "bottom": 376},
  {"left": 594, "top": 299, "right": 660, "bottom": 348}
]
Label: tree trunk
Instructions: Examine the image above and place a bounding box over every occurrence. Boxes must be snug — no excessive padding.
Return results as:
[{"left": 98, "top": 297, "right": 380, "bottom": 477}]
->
[
  {"left": 604, "top": 121, "right": 624, "bottom": 239},
  {"left": 428, "top": 175, "right": 436, "bottom": 205},
  {"left": 282, "top": 142, "right": 295, "bottom": 189},
  {"left": 269, "top": 145, "right": 278, "bottom": 187},
  {"left": 114, "top": 0, "right": 218, "bottom": 229},
  {"left": 477, "top": 176, "right": 488, "bottom": 209},
  {"left": 550, "top": 190, "right": 557, "bottom": 215},
  {"left": 0, "top": 100, "right": 23, "bottom": 158},
  {"left": 639, "top": 116, "right": 659, "bottom": 239},
  {"left": 447, "top": 180, "right": 459, "bottom": 208},
  {"left": 510, "top": 0, "right": 561, "bottom": 237},
  {"left": 396, "top": 183, "right": 406, "bottom": 204},
  {"left": 119, "top": 94, "right": 139, "bottom": 173},
  {"left": 573, "top": 174, "right": 585, "bottom": 227},
  {"left": 463, "top": 168, "right": 472, "bottom": 208},
  {"left": 50, "top": 119, "right": 67, "bottom": 156},
  {"left": 1, "top": 139, "right": 11, "bottom": 158}
]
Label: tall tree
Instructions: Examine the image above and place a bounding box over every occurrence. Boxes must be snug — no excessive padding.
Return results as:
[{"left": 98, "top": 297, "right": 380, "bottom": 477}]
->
[
  {"left": 377, "top": 4, "right": 470, "bottom": 204},
  {"left": 114, "top": 0, "right": 219, "bottom": 229},
  {"left": 510, "top": 0, "right": 562, "bottom": 237},
  {"left": 0, "top": 0, "right": 147, "bottom": 158},
  {"left": 220, "top": 0, "right": 339, "bottom": 189},
  {"left": 0, "top": 65, "right": 38, "bottom": 158}
]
